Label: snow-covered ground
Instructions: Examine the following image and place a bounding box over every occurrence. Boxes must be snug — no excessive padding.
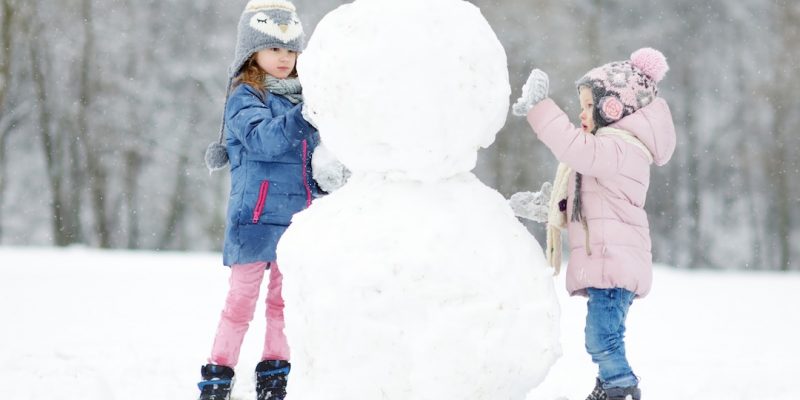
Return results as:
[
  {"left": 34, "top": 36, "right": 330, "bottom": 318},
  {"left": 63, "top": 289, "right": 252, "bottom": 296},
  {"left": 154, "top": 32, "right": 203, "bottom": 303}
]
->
[{"left": 1, "top": 246, "right": 798, "bottom": 400}]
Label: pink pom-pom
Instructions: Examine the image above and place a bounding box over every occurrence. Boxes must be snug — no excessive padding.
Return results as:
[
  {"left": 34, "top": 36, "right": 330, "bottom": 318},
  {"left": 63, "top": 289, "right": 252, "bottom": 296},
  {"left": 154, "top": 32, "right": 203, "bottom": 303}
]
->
[{"left": 630, "top": 47, "right": 668, "bottom": 82}]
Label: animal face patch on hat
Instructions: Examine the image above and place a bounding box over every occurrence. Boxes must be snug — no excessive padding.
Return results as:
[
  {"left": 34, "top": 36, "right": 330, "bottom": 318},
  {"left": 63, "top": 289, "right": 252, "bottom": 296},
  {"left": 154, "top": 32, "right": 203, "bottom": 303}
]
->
[
  {"left": 229, "top": 0, "right": 306, "bottom": 78},
  {"left": 248, "top": 1, "right": 304, "bottom": 43},
  {"left": 576, "top": 48, "right": 669, "bottom": 125}
]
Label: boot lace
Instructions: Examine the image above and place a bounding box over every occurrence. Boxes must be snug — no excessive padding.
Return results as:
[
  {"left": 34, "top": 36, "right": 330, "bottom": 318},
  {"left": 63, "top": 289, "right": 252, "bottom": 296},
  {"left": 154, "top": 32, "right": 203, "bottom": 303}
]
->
[{"left": 585, "top": 379, "right": 608, "bottom": 400}]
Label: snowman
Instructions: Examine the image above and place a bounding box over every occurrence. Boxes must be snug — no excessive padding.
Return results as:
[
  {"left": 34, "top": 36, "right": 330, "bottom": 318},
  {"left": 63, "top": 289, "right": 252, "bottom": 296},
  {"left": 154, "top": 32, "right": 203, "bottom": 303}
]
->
[{"left": 277, "top": 0, "right": 561, "bottom": 398}]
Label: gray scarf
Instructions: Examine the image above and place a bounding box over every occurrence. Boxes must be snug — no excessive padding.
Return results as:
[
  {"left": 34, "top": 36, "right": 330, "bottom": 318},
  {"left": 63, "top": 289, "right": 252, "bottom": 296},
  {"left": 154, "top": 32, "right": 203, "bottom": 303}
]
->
[{"left": 265, "top": 76, "right": 304, "bottom": 104}]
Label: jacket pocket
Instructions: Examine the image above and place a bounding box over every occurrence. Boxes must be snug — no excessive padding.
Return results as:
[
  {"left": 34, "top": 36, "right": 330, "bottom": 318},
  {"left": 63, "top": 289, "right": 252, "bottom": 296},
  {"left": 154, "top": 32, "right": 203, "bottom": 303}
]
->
[{"left": 252, "top": 180, "right": 270, "bottom": 223}]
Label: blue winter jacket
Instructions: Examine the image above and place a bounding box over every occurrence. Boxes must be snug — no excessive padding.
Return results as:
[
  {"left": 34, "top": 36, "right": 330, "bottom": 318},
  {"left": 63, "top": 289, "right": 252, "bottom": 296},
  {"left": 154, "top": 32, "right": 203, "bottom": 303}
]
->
[{"left": 222, "top": 83, "right": 320, "bottom": 266}]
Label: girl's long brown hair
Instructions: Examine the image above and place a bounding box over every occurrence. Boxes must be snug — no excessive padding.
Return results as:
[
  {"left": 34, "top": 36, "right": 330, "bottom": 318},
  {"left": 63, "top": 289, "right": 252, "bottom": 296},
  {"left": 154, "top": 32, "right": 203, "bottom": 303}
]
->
[{"left": 232, "top": 52, "right": 299, "bottom": 94}]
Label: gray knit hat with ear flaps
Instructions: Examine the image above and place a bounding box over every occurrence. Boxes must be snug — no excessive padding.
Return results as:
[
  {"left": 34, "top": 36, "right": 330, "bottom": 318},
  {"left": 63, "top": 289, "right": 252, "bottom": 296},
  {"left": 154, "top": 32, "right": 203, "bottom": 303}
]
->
[{"left": 205, "top": 0, "right": 306, "bottom": 172}]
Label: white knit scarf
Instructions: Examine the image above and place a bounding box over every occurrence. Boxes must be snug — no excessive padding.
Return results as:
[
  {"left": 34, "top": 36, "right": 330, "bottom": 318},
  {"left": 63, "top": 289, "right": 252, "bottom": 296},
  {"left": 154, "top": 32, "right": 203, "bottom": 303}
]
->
[{"left": 545, "top": 162, "right": 571, "bottom": 275}]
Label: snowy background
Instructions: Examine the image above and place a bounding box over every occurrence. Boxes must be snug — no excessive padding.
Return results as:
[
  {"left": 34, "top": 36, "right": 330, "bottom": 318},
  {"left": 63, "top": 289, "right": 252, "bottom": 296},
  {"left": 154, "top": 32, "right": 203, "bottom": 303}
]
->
[
  {"left": 0, "top": 0, "right": 797, "bottom": 271},
  {"left": 2, "top": 247, "right": 798, "bottom": 399},
  {"left": 0, "top": 0, "right": 799, "bottom": 398}
]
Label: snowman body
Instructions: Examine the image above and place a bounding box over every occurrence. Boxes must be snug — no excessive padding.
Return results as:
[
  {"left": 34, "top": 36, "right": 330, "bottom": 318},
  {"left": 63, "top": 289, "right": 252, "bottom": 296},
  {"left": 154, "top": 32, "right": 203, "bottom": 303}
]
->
[{"left": 278, "top": 1, "right": 560, "bottom": 398}]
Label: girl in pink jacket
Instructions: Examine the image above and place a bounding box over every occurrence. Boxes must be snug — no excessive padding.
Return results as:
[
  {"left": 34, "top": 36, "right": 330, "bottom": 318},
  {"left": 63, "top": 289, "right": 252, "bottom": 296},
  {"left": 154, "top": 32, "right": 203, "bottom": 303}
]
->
[{"left": 510, "top": 48, "right": 676, "bottom": 400}]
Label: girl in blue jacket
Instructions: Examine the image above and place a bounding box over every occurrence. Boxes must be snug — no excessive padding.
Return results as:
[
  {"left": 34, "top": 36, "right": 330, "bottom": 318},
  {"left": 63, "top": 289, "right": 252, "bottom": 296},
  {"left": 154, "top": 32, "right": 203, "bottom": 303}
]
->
[{"left": 198, "top": 2, "right": 319, "bottom": 399}]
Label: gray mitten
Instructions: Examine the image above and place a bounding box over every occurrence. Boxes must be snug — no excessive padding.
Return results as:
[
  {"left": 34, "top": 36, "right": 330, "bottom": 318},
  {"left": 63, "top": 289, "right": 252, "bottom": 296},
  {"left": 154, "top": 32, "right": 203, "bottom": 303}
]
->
[
  {"left": 312, "top": 142, "right": 351, "bottom": 193},
  {"left": 511, "top": 68, "right": 550, "bottom": 117},
  {"left": 509, "top": 181, "right": 552, "bottom": 223}
]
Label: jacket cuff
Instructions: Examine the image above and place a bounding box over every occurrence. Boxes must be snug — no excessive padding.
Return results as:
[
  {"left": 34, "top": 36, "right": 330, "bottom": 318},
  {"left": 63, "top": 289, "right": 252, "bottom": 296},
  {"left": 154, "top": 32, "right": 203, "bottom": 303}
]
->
[{"left": 288, "top": 103, "right": 316, "bottom": 140}]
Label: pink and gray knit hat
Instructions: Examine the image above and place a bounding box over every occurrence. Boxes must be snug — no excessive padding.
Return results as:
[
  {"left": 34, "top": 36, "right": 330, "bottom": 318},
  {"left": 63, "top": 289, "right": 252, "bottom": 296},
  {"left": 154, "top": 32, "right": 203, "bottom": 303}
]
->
[{"left": 576, "top": 48, "right": 669, "bottom": 126}]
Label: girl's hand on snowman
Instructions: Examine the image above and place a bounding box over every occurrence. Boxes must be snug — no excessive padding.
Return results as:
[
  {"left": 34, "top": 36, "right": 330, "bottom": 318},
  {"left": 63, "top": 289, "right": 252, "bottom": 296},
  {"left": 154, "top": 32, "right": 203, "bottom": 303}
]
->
[
  {"left": 312, "top": 142, "right": 351, "bottom": 194},
  {"left": 509, "top": 181, "right": 552, "bottom": 223},
  {"left": 511, "top": 68, "right": 549, "bottom": 117}
]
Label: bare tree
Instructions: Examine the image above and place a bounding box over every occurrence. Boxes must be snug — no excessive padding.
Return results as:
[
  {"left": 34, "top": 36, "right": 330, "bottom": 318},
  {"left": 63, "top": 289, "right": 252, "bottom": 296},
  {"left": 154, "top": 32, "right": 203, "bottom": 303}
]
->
[
  {"left": 663, "top": 0, "right": 708, "bottom": 269},
  {"left": 0, "top": 0, "right": 11, "bottom": 110},
  {"left": 0, "top": 0, "right": 17, "bottom": 241},
  {"left": 158, "top": 151, "right": 189, "bottom": 250},
  {"left": 764, "top": 1, "right": 798, "bottom": 271},
  {"left": 731, "top": 15, "right": 768, "bottom": 270},
  {"left": 23, "top": 0, "right": 92, "bottom": 246},
  {"left": 28, "top": 9, "right": 80, "bottom": 246},
  {"left": 0, "top": 0, "right": 12, "bottom": 240},
  {"left": 682, "top": 67, "right": 704, "bottom": 269},
  {"left": 76, "top": 0, "right": 112, "bottom": 248}
]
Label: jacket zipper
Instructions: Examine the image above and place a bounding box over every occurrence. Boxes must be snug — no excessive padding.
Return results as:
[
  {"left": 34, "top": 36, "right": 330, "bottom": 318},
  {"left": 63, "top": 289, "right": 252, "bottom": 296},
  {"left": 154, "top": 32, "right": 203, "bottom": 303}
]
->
[
  {"left": 252, "top": 180, "right": 270, "bottom": 223},
  {"left": 302, "top": 140, "right": 312, "bottom": 208}
]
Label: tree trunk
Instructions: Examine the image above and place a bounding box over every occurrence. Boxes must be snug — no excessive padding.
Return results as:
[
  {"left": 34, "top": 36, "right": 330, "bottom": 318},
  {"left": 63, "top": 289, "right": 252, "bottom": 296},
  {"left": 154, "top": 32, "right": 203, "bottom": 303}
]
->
[
  {"left": 158, "top": 152, "right": 189, "bottom": 249},
  {"left": 29, "top": 22, "right": 78, "bottom": 246},
  {"left": 680, "top": 66, "right": 704, "bottom": 269},
  {"left": 771, "top": 134, "right": 791, "bottom": 271},
  {"left": 77, "top": 0, "right": 111, "bottom": 248},
  {"left": 0, "top": 0, "right": 12, "bottom": 109},
  {"left": 0, "top": 129, "right": 6, "bottom": 241},
  {"left": 0, "top": 0, "right": 13, "bottom": 242},
  {"left": 768, "top": 1, "right": 797, "bottom": 271},
  {"left": 124, "top": 150, "right": 142, "bottom": 249},
  {"left": 760, "top": 121, "right": 790, "bottom": 271}
]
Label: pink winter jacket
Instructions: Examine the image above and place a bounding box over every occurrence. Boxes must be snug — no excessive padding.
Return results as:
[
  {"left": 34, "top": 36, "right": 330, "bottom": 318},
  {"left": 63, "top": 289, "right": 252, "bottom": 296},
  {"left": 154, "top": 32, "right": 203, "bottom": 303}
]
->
[{"left": 527, "top": 98, "right": 676, "bottom": 298}]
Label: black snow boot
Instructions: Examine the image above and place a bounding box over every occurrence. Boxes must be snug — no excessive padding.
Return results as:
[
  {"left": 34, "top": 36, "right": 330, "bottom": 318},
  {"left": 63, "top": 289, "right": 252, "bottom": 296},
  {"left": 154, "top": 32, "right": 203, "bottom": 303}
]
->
[
  {"left": 197, "top": 364, "right": 235, "bottom": 400},
  {"left": 255, "top": 360, "right": 291, "bottom": 400},
  {"left": 605, "top": 384, "right": 641, "bottom": 400},
  {"left": 585, "top": 378, "right": 608, "bottom": 400},
  {"left": 585, "top": 378, "right": 642, "bottom": 400}
]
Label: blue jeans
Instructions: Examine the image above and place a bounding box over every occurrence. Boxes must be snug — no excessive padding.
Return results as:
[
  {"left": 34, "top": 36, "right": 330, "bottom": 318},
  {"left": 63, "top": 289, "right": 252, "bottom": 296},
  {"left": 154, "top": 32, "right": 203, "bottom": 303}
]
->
[{"left": 585, "top": 288, "right": 639, "bottom": 389}]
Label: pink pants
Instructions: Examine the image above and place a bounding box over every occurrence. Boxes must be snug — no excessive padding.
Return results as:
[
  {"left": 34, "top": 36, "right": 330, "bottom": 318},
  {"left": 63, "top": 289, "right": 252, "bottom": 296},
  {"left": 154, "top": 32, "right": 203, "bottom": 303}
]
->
[{"left": 209, "top": 261, "right": 290, "bottom": 367}]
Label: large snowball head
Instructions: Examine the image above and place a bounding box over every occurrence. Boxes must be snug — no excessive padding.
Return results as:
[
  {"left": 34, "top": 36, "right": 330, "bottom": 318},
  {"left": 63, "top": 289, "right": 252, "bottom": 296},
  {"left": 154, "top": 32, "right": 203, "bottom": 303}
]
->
[{"left": 298, "top": 0, "right": 510, "bottom": 181}]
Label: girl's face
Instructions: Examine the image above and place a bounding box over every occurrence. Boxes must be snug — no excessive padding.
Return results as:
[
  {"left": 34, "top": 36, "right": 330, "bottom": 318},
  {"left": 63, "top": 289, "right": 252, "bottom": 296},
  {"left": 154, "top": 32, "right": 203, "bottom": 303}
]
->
[
  {"left": 255, "top": 47, "right": 298, "bottom": 79},
  {"left": 578, "top": 86, "right": 595, "bottom": 134}
]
